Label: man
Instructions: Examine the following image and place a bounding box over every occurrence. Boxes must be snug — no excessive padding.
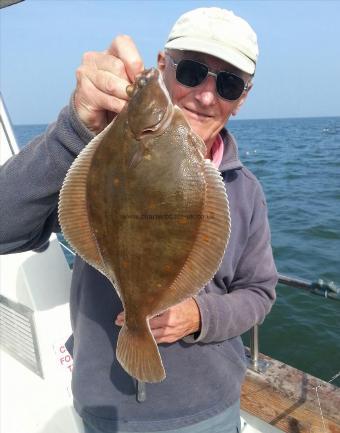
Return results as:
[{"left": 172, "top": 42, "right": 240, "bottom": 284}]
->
[{"left": 0, "top": 7, "right": 277, "bottom": 433}]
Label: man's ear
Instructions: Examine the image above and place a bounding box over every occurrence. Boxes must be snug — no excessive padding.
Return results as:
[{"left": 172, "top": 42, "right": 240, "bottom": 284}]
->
[
  {"left": 232, "top": 82, "right": 253, "bottom": 116},
  {"left": 157, "top": 51, "right": 166, "bottom": 71}
]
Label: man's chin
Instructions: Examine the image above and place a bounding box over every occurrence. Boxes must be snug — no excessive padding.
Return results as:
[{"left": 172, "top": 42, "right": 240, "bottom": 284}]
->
[
  {"left": 191, "top": 125, "right": 208, "bottom": 142},
  {"left": 179, "top": 109, "right": 211, "bottom": 147}
]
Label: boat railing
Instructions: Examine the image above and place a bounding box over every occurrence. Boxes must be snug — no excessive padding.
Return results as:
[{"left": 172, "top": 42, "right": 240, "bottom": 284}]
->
[
  {"left": 248, "top": 273, "right": 340, "bottom": 373},
  {"left": 0, "top": 91, "right": 20, "bottom": 156}
]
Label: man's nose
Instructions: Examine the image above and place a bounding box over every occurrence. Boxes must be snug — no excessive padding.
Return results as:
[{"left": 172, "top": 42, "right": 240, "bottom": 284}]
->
[{"left": 194, "top": 76, "right": 217, "bottom": 106}]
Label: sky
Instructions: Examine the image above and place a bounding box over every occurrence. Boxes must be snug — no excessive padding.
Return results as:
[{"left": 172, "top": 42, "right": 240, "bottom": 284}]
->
[{"left": 1, "top": 0, "right": 339, "bottom": 125}]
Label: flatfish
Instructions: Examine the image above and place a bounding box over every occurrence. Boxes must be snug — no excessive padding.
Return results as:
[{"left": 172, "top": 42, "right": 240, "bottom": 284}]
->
[{"left": 58, "top": 68, "right": 231, "bottom": 382}]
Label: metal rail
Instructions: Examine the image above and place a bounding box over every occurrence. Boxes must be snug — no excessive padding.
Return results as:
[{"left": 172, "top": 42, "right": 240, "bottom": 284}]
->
[
  {"left": 278, "top": 273, "right": 340, "bottom": 301},
  {"left": 248, "top": 273, "right": 340, "bottom": 372}
]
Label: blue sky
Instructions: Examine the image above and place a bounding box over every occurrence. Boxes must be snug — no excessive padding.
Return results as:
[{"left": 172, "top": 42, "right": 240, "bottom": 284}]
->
[{"left": 1, "top": 0, "right": 339, "bottom": 125}]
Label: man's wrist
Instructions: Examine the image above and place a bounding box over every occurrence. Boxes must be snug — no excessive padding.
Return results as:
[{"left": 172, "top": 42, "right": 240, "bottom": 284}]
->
[{"left": 69, "top": 92, "right": 96, "bottom": 145}]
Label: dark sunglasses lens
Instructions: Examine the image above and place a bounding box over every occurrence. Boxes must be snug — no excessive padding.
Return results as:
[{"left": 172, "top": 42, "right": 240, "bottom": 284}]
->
[
  {"left": 176, "top": 60, "right": 208, "bottom": 87},
  {"left": 217, "top": 72, "right": 245, "bottom": 100}
]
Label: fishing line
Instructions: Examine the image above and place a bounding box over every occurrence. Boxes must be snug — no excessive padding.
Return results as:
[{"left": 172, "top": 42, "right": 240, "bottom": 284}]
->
[{"left": 313, "top": 370, "right": 340, "bottom": 432}]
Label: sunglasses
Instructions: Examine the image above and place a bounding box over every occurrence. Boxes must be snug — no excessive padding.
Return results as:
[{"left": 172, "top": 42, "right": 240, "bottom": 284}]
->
[{"left": 167, "top": 54, "right": 250, "bottom": 101}]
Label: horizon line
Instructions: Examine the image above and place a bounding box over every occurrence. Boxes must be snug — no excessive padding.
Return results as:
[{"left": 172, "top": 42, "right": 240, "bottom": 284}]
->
[{"left": 13, "top": 114, "right": 340, "bottom": 127}]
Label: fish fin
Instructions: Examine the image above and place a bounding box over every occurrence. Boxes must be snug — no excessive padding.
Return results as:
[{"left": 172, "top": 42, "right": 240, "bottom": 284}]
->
[
  {"left": 58, "top": 122, "right": 114, "bottom": 276},
  {"left": 158, "top": 160, "right": 231, "bottom": 311},
  {"left": 116, "top": 321, "right": 165, "bottom": 383}
]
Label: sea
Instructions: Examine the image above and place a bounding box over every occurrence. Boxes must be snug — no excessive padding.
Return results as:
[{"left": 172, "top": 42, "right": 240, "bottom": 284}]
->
[{"left": 13, "top": 116, "right": 340, "bottom": 386}]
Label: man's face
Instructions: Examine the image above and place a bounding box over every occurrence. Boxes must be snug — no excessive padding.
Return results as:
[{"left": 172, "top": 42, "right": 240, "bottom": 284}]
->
[{"left": 158, "top": 50, "right": 252, "bottom": 150}]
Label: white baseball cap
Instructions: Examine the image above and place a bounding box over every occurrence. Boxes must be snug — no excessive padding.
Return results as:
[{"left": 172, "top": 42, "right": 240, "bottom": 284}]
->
[{"left": 165, "top": 7, "right": 259, "bottom": 75}]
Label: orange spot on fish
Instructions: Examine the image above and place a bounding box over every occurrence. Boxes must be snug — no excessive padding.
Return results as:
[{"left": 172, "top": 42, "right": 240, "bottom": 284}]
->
[
  {"left": 178, "top": 217, "right": 187, "bottom": 224},
  {"left": 113, "top": 178, "right": 120, "bottom": 187}
]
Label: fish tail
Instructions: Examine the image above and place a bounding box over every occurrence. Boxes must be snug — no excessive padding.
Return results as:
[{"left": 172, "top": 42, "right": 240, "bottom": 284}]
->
[{"left": 116, "top": 320, "right": 165, "bottom": 383}]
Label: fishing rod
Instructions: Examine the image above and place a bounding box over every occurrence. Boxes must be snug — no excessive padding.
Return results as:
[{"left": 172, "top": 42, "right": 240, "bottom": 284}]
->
[{"left": 278, "top": 273, "right": 340, "bottom": 301}]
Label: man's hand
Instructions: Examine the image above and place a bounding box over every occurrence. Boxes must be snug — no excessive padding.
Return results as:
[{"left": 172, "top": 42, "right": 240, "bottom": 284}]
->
[
  {"left": 115, "top": 298, "right": 201, "bottom": 344},
  {"left": 74, "top": 35, "right": 144, "bottom": 134}
]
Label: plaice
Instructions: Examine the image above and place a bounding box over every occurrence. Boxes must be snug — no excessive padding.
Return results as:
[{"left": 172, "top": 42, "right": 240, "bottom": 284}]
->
[{"left": 58, "top": 68, "right": 231, "bottom": 382}]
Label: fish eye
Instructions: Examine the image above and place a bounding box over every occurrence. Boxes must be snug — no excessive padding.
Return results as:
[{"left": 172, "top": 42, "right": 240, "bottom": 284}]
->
[{"left": 138, "top": 76, "right": 147, "bottom": 88}]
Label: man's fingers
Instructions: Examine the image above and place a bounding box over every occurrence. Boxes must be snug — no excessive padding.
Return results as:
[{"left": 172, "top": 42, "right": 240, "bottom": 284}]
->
[
  {"left": 152, "top": 327, "right": 178, "bottom": 344},
  {"left": 152, "top": 327, "right": 169, "bottom": 340},
  {"left": 115, "top": 311, "right": 125, "bottom": 326},
  {"left": 107, "top": 35, "right": 144, "bottom": 82},
  {"left": 149, "top": 312, "right": 171, "bottom": 330},
  {"left": 82, "top": 51, "right": 129, "bottom": 80},
  {"left": 78, "top": 77, "right": 126, "bottom": 113},
  {"left": 74, "top": 35, "right": 142, "bottom": 133},
  {"left": 85, "top": 68, "right": 130, "bottom": 100}
]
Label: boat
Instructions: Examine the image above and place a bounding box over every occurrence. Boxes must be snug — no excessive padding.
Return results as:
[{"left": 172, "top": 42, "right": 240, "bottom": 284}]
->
[{"left": 0, "top": 93, "right": 83, "bottom": 432}]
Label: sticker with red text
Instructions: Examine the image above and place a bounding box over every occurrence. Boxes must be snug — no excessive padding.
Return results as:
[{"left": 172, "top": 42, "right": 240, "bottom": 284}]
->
[{"left": 53, "top": 339, "right": 73, "bottom": 399}]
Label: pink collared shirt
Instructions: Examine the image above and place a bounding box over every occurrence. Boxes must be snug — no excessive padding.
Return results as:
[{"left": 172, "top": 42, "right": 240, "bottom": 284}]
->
[{"left": 210, "top": 133, "right": 224, "bottom": 169}]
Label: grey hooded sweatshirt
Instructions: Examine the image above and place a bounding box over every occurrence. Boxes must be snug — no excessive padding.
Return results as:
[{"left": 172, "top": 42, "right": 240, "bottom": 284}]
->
[{"left": 0, "top": 100, "right": 278, "bottom": 432}]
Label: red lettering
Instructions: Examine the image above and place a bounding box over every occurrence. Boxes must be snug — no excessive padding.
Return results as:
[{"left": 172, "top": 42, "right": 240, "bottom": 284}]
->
[{"left": 59, "top": 355, "right": 72, "bottom": 365}]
